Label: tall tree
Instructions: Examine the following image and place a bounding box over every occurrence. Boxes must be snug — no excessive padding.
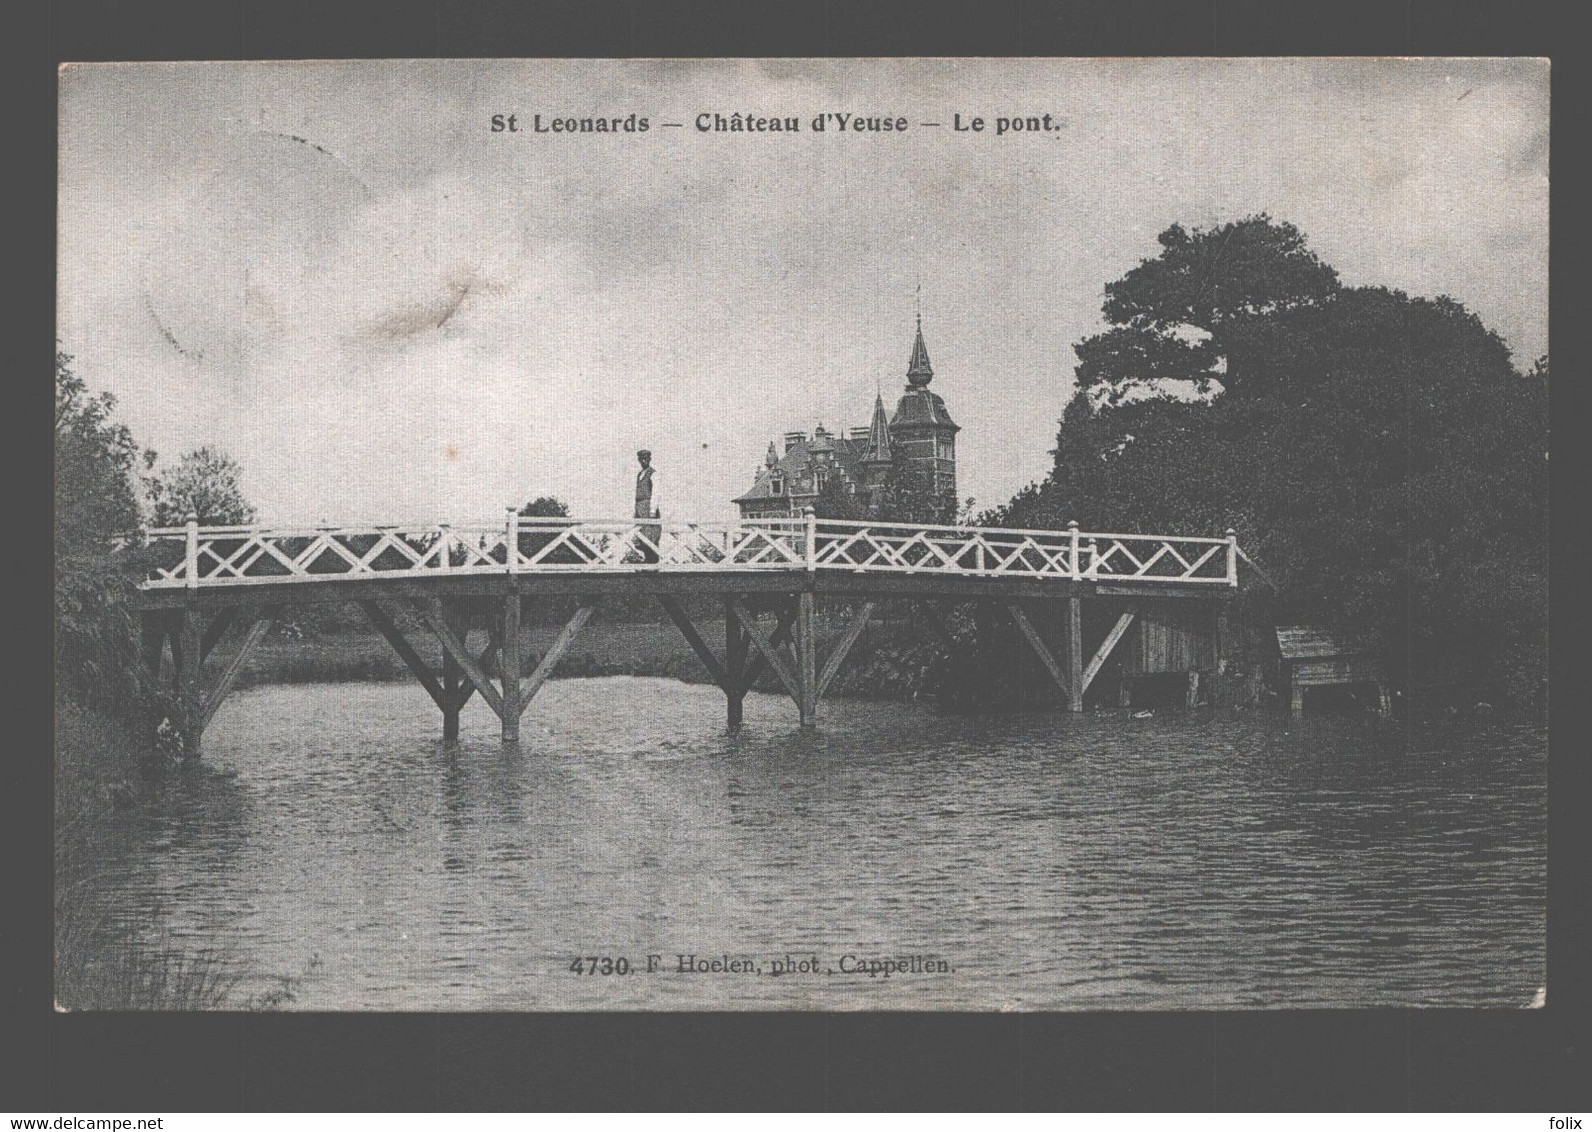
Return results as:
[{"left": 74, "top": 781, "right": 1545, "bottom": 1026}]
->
[
  {"left": 1073, "top": 215, "right": 1339, "bottom": 403},
  {"left": 986, "top": 222, "right": 1547, "bottom": 715},
  {"left": 55, "top": 346, "right": 147, "bottom": 554},
  {"left": 55, "top": 346, "right": 154, "bottom": 708}
]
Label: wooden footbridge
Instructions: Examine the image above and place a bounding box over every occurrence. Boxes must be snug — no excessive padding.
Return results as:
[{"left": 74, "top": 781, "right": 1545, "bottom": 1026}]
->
[{"left": 129, "top": 508, "right": 1240, "bottom": 751}]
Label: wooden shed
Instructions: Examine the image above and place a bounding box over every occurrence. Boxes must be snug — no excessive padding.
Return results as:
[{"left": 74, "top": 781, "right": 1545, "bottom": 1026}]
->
[
  {"left": 1275, "top": 626, "right": 1390, "bottom": 715},
  {"left": 1117, "top": 601, "right": 1221, "bottom": 708},
  {"left": 1122, "top": 604, "right": 1216, "bottom": 676}
]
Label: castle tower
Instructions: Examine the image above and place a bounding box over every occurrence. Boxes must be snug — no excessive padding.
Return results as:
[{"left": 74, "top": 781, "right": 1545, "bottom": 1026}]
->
[
  {"left": 859, "top": 390, "right": 894, "bottom": 513},
  {"left": 888, "top": 313, "right": 959, "bottom": 501}
]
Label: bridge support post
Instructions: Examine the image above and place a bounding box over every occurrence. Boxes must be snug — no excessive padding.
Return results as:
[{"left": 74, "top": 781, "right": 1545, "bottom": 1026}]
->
[
  {"left": 795, "top": 592, "right": 817, "bottom": 728},
  {"left": 139, "top": 610, "right": 168, "bottom": 684},
  {"left": 500, "top": 593, "right": 522, "bottom": 742},
  {"left": 1212, "top": 596, "right": 1235, "bottom": 708},
  {"left": 440, "top": 602, "right": 465, "bottom": 741},
  {"left": 1066, "top": 595, "right": 1084, "bottom": 713},
  {"left": 177, "top": 607, "right": 204, "bottom": 757},
  {"left": 725, "top": 600, "right": 746, "bottom": 730}
]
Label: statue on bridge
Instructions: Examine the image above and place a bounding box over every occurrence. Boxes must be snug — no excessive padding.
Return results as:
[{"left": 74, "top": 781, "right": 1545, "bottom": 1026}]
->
[{"left": 635, "top": 449, "right": 661, "bottom": 564}]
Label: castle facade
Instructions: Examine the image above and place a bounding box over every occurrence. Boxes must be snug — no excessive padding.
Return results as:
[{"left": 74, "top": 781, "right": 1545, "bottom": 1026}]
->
[{"left": 732, "top": 316, "right": 959, "bottom": 520}]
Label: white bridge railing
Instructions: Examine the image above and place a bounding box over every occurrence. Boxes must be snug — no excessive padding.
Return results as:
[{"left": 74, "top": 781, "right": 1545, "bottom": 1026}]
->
[{"left": 127, "top": 511, "right": 1239, "bottom": 589}]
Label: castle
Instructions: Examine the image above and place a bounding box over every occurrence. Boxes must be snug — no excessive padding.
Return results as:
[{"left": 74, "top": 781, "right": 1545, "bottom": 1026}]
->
[{"left": 732, "top": 315, "right": 959, "bottom": 520}]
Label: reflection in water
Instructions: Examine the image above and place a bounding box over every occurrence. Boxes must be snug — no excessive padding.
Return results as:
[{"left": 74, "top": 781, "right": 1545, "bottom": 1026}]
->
[{"left": 86, "top": 677, "right": 1545, "bottom": 1010}]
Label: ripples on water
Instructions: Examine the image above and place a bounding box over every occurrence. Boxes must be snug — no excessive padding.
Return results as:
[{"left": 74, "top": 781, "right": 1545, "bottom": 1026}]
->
[{"left": 89, "top": 677, "right": 1546, "bottom": 1010}]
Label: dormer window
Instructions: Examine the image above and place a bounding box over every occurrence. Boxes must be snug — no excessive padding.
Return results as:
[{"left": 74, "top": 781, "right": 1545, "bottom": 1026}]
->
[
  {"left": 815, "top": 470, "right": 828, "bottom": 491},
  {"left": 771, "top": 475, "right": 784, "bottom": 495}
]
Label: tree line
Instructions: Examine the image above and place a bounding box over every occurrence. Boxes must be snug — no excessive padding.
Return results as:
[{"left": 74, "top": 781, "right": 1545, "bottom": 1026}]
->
[{"left": 55, "top": 346, "right": 256, "bottom": 715}]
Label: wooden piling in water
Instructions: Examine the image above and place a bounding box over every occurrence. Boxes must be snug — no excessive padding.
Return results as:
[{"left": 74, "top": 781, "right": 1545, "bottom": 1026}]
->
[
  {"left": 178, "top": 608, "right": 204, "bottom": 756},
  {"left": 140, "top": 610, "right": 167, "bottom": 684},
  {"left": 725, "top": 598, "right": 746, "bottom": 730},
  {"left": 795, "top": 591, "right": 817, "bottom": 728},
  {"left": 441, "top": 601, "right": 464, "bottom": 740},
  {"left": 1066, "top": 595, "right": 1084, "bottom": 713},
  {"left": 500, "top": 592, "right": 522, "bottom": 742}
]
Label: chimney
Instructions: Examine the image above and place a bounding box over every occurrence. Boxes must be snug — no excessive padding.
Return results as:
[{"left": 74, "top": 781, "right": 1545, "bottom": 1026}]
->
[
  {"left": 848, "top": 426, "right": 870, "bottom": 443},
  {"left": 784, "top": 431, "right": 805, "bottom": 452}
]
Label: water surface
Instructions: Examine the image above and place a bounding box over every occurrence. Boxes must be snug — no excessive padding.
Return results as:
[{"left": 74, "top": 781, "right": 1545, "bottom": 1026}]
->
[{"left": 90, "top": 677, "right": 1545, "bottom": 1009}]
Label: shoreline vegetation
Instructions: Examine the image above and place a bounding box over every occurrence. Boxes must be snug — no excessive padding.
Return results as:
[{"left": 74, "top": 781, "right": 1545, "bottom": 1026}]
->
[
  {"left": 54, "top": 698, "right": 240, "bottom": 1010},
  {"left": 55, "top": 696, "right": 327, "bottom": 1011}
]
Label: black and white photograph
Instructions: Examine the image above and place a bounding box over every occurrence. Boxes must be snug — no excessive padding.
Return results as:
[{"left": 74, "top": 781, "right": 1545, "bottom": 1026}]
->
[{"left": 54, "top": 56, "right": 1549, "bottom": 1013}]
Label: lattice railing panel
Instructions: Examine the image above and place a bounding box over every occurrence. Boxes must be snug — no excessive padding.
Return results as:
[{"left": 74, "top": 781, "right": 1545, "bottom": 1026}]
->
[{"left": 125, "top": 516, "right": 1236, "bottom": 588}]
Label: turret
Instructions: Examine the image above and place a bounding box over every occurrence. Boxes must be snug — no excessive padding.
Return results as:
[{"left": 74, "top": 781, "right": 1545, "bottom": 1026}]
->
[
  {"left": 889, "top": 312, "right": 959, "bottom": 501},
  {"left": 862, "top": 392, "right": 892, "bottom": 466},
  {"left": 907, "top": 314, "right": 934, "bottom": 387}
]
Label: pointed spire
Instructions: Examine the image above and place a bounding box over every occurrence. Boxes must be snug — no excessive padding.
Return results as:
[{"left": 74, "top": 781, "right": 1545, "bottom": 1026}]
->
[
  {"left": 907, "top": 311, "right": 934, "bottom": 387},
  {"left": 864, "top": 391, "right": 892, "bottom": 462}
]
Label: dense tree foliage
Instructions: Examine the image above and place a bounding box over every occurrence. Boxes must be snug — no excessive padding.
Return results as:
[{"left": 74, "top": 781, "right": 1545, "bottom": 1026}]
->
[
  {"left": 55, "top": 347, "right": 146, "bottom": 556},
  {"left": 1074, "top": 215, "right": 1340, "bottom": 404},
  {"left": 519, "top": 495, "right": 570, "bottom": 518},
  {"left": 877, "top": 450, "right": 957, "bottom": 525},
  {"left": 56, "top": 349, "right": 260, "bottom": 715},
  {"left": 147, "top": 446, "right": 257, "bottom": 527},
  {"left": 812, "top": 476, "right": 864, "bottom": 521},
  {"left": 55, "top": 348, "right": 156, "bottom": 709},
  {"left": 987, "top": 218, "right": 1547, "bottom": 715}
]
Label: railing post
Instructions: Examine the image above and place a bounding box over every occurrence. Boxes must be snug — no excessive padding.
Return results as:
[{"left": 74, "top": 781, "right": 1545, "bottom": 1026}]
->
[
  {"left": 437, "top": 522, "right": 451, "bottom": 571},
  {"left": 804, "top": 507, "right": 817, "bottom": 572},
  {"left": 184, "top": 511, "right": 199, "bottom": 589},
  {"left": 1068, "top": 520, "right": 1080, "bottom": 579},
  {"left": 1226, "top": 528, "right": 1238, "bottom": 587},
  {"left": 506, "top": 505, "right": 519, "bottom": 574}
]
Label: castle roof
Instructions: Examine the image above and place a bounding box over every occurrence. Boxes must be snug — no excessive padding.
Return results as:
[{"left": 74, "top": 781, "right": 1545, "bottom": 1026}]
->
[
  {"left": 863, "top": 392, "right": 892, "bottom": 462},
  {"left": 733, "top": 435, "right": 869, "bottom": 505},
  {"left": 890, "top": 387, "right": 959, "bottom": 431},
  {"left": 907, "top": 315, "right": 934, "bottom": 387}
]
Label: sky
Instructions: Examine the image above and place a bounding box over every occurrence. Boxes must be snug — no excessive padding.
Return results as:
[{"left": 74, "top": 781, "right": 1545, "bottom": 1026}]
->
[{"left": 58, "top": 58, "right": 1549, "bottom": 526}]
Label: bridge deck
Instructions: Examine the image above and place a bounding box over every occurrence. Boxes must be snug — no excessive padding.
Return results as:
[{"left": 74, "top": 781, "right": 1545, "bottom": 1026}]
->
[{"left": 131, "top": 568, "right": 1222, "bottom": 610}]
